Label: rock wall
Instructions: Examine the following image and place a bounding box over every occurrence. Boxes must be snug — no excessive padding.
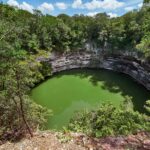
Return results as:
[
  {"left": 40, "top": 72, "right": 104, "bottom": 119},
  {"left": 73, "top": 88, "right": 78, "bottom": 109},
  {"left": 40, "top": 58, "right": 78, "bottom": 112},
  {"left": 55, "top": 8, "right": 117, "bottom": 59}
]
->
[{"left": 48, "top": 52, "right": 150, "bottom": 90}]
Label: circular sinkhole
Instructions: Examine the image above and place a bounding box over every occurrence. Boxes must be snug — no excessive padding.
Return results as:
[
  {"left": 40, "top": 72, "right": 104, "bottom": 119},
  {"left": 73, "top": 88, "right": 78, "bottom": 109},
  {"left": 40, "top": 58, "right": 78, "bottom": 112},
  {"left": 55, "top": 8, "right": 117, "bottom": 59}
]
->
[{"left": 31, "top": 69, "right": 150, "bottom": 129}]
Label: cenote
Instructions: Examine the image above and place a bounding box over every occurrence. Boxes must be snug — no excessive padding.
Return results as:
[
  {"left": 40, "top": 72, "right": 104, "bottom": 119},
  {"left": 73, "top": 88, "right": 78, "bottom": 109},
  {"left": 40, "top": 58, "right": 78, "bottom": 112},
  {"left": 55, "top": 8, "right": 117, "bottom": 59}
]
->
[{"left": 31, "top": 69, "right": 150, "bottom": 129}]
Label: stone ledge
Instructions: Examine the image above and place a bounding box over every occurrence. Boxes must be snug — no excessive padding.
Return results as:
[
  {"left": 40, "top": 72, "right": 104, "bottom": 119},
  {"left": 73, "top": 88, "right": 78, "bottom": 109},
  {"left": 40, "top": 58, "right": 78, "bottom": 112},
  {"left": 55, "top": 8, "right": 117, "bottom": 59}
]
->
[{"left": 48, "top": 52, "right": 150, "bottom": 91}]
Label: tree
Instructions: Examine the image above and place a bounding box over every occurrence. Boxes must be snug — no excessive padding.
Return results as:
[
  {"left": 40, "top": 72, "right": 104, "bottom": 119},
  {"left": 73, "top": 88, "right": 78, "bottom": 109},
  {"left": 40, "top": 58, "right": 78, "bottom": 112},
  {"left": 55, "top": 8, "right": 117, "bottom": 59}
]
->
[
  {"left": 136, "top": 33, "right": 150, "bottom": 59},
  {"left": 0, "top": 14, "right": 51, "bottom": 141},
  {"left": 50, "top": 20, "right": 72, "bottom": 52},
  {"left": 144, "top": 0, "right": 150, "bottom": 4},
  {"left": 28, "top": 34, "right": 40, "bottom": 53},
  {"left": 144, "top": 100, "right": 150, "bottom": 113},
  {"left": 68, "top": 104, "right": 150, "bottom": 137},
  {"left": 57, "top": 14, "right": 71, "bottom": 25},
  {"left": 0, "top": 1, "right": 150, "bottom": 141}
]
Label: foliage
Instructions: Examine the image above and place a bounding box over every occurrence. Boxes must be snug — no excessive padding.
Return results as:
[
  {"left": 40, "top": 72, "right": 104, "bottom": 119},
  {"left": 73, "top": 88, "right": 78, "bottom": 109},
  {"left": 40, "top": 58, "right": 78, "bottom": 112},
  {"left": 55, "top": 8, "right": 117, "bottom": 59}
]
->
[
  {"left": 121, "top": 96, "right": 134, "bottom": 111},
  {"left": 144, "top": 0, "right": 150, "bottom": 4},
  {"left": 144, "top": 100, "right": 150, "bottom": 114},
  {"left": 0, "top": 58, "right": 52, "bottom": 141},
  {"left": 0, "top": 16, "right": 52, "bottom": 140},
  {"left": 0, "top": 3, "right": 149, "bottom": 58},
  {"left": 0, "top": 94, "right": 52, "bottom": 141},
  {"left": 68, "top": 104, "right": 150, "bottom": 138},
  {"left": 136, "top": 33, "right": 150, "bottom": 58},
  {"left": 0, "top": 1, "right": 150, "bottom": 141},
  {"left": 39, "top": 61, "right": 51, "bottom": 77}
]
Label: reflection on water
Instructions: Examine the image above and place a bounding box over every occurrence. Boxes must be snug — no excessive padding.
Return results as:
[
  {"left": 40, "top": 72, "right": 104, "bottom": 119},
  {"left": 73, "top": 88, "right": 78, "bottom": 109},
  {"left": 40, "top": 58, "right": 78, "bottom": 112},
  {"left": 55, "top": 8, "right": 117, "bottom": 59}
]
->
[{"left": 31, "top": 69, "right": 150, "bottom": 129}]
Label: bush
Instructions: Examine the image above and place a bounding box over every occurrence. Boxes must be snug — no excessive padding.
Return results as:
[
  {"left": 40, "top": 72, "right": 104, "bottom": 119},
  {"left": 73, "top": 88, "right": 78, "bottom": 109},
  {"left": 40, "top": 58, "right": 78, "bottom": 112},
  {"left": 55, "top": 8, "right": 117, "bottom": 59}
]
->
[
  {"left": 144, "top": 100, "right": 150, "bottom": 114},
  {"left": 0, "top": 95, "right": 52, "bottom": 141},
  {"left": 40, "top": 61, "right": 51, "bottom": 77},
  {"left": 68, "top": 104, "right": 150, "bottom": 138}
]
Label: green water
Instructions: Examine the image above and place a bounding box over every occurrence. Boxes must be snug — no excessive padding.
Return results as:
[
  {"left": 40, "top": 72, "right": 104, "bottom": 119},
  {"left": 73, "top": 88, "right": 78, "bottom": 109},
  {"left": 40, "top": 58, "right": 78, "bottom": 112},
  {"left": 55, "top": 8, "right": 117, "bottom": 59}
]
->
[{"left": 31, "top": 69, "right": 150, "bottom": 129}]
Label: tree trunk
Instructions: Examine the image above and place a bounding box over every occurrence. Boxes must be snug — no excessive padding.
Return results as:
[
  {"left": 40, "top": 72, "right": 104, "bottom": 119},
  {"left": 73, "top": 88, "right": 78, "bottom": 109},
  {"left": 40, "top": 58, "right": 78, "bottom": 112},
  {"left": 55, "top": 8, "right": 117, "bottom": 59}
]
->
[
  {"left": 15, "top": 71, "right": 33, "bottom": 137},
  {"left": 19, "top": 96, "right": 33, "bottom": 137}
]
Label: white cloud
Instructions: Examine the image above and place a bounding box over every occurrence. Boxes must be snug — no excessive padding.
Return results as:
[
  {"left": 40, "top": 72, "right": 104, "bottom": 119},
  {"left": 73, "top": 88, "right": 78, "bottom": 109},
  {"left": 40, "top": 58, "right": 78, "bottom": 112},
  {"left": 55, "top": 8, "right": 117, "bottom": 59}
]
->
[
  {"left": 20, "top": 2, "right": 34, "bottom": 13},
  {"left": 84, "top": 0, "right": 100, "bottom": 10},
  {"left": 101, "top": 0, "right": 124, "bottom": 9},
  {"left": 56, "top": 2, "right": 67, "bottom": 10},
  {"left": 87, "top": 11, "right": 98, "bottom": 17},
  {"left": 124, "top": 6, "right": 134, "bottom": 11},
  {"left": 138, "top": 3, "right": 143, "bottom": 8},
  {"left": 107, "top": 12, "right": 118, "bottom": 18},
  {"left": 7, "top": 0, "right": 19, "bottom": 7},
  {"left": 72, "top": 0, "right": 124, "bottom": 10},
  {"left": 38, "top": 2, "right": 54, "bottom": 14},
  {"left": 72, "top": 0, "right": 83, "bottom": 8},
  {"left": 7, "top": 0, "right": 34, "bottom": 13}
]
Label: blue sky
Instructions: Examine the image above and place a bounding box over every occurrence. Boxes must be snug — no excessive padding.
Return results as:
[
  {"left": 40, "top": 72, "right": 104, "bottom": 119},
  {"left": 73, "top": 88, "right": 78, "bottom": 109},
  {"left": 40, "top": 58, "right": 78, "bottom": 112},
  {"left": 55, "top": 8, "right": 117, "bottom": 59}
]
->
[{"left": 3, "top": 0, "right": 144, "bottom": 17}]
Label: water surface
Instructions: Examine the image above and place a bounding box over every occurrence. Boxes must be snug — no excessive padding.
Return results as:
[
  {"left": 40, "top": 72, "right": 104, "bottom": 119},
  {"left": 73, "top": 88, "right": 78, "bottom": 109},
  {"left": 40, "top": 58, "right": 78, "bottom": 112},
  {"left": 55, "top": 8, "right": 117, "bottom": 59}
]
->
[{"left": 31, "top": 69, "right": 150, "bottom": 129}]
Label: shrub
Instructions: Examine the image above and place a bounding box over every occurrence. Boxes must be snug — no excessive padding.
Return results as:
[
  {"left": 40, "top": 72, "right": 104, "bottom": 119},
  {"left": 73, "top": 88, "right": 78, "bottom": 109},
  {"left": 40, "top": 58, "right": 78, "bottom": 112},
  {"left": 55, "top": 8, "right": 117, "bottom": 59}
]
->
[
  {"left": 0, "top": 95, "right": 52, "bottom": 141},
  {"left": 68, "top": 104, "right": 150, "bottom": 137}
]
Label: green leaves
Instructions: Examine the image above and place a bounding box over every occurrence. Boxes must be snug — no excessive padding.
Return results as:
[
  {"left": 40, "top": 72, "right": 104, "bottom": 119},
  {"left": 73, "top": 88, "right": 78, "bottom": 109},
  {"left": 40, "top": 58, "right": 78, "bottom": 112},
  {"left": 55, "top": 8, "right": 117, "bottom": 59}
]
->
[
  {"left": 0, "top": 1, "right": 150, "bottom": 141},
  {"left": 0, "top": 2, "right": 149, "bottom": 58},
  {"left": 144, "top": 100, "right": 150, "bottom": 113},
  {"left": 28, "top": 34, "right": 40, "bottom": 53},
  {"left": 68, "top": 104, "right": 150, "bottom": 138},
  {"left": 144, "top": 0, "right": 150, "bottom": 4},
  {"left": 136, "top": 33, "right": 150, "bottom": 58}
]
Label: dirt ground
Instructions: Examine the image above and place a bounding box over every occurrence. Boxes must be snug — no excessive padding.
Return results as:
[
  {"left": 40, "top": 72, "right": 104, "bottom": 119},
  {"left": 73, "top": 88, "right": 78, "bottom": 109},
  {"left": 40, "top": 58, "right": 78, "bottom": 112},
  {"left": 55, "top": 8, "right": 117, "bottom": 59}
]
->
[{"left": 0, "top": 131, "right": 150, "bottom": 150}]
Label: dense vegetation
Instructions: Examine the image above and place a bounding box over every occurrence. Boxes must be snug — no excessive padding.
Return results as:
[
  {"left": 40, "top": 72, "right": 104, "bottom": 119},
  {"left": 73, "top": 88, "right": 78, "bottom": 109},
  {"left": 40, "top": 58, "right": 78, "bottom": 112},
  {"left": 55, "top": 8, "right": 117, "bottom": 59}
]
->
[
  {"left": 68, "top": 103, "right": 150, "bottom": 138},
  {"left": 0, "top": 0, "right": 150, "bottom": 141},
  {"left": 0, "top": 0, "right": 150, "bottom": 58}
]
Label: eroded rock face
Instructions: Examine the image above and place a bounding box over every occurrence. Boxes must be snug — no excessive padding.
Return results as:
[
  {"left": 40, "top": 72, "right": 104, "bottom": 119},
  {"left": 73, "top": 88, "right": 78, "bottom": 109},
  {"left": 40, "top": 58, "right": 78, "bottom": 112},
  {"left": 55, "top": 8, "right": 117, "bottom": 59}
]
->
[{"left": 48, "top": 52, "right": 150, "bottom": 90}]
